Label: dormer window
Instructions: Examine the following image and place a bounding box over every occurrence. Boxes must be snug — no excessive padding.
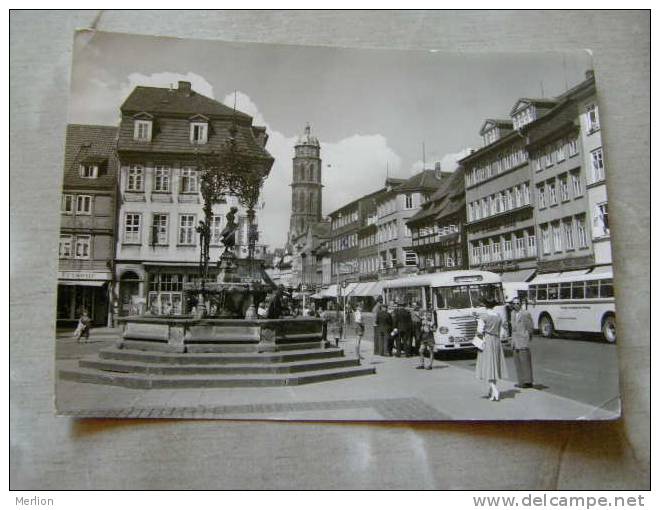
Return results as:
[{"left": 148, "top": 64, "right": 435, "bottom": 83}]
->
[
  {"left": 134, "top": 119, "right": 152, "bottom": 141},
  {"left": 483, "top": 128, "right": 500, "bottom": 146},
  {"left": 190, "top": 116, "right": 209, "bottom": 145},
  {"left": 512, "top": 105, "right": 536, "bottom": 130},
  {"left": 79, "top": 164, "right": 98, "bottom": 178}
]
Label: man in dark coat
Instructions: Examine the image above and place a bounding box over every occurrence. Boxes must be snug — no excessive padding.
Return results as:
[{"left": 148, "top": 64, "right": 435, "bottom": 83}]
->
[
  {"left": 267, "top": 285, "right": 284, "bottom": 319},
  {"left": 392, "top": 301, "right": 413, "bottom": 357},
  {"left": 372, "top": 298, "right": 393, "bottom": 356}
]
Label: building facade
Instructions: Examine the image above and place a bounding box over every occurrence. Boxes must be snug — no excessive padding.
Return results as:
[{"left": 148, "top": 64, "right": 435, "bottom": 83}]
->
[
  {"left": 113, "top": 81, "right": 273, "bottom": 316},
  {"left": 375, "top": 170, "right": 445, "bottom": 279},
  {"left": 57, "top": 124, "right": 118, "bottom": 326},
  {"left": 406, "top": 168, "right": 468, "bottom": 272}
]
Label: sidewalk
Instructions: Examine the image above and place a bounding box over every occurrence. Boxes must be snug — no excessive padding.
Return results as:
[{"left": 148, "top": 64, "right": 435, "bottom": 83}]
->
[{"left": 55, "top": 331, "right": 618, "bottom": 421}]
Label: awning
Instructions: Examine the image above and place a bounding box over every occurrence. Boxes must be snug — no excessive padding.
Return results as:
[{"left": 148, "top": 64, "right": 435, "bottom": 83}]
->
[
  {"left": 350, "top": 281, "right": 384, "bottom": 297},
  {"left": 499, "top": 269, "right": 536, "bottom": 283},
  {"left": 58, "top": 280, "right": 107, "bottom": 287},
  {"left": 310, "top": 293, "right": 324, "bottom": 299},
  {"left": 590, "top": 265, "right": 613, "bottom": 275},
  {"left": 143, "top": 261, "right": 199, "bottom": 267}
]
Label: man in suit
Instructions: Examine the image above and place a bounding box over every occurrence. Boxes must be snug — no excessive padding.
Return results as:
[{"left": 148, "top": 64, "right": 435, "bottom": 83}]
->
[
  {"left": 510, "top": 297, "right": 535, "bottom": 388},
  {"left": 372, "top": 298, "right": 393, "bottom": 356},
  {"left": 392, "top": 301, "right": 413, "bottom": 357}
]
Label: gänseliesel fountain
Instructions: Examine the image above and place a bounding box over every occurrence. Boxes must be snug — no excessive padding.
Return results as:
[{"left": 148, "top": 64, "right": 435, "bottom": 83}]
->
[{"left": 60, "top": 117, "right": 375, "bottom": 388}]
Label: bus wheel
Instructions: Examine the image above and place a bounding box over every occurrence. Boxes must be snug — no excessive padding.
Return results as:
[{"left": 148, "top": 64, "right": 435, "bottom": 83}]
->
[
  {"left": 539, "top": 315, "right": 555, "bottom": 338},
  {"left": 602, "top": 315, "right": 616, "bottom": 343}
]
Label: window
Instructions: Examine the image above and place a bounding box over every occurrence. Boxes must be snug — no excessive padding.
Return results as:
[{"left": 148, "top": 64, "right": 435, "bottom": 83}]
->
[
  {"left": 522, "top": 183, "right": 530, "bottom": 205},
  {"left": 541, "top": 226, "right": 551, "bottom": 255},
  {"left": 134, "top": 120, "right": 152, "bottom": 141},
  {"left": 471, "top": 245, "right": 481, "bottom": 264},
  {"left": 527, "top": 234, "right": 536, "bottom": 254},
  {"left": 596, "top": 203, "right": 610, "bottom": 235},
  {"left": 506, "top": 190, "right": 514, "bottom": 211},
  {"left": 61, "top": 194, "right": 73, "bottom": 214},
  {"left": 591, "top": 148, "right": 605, "bottom": 183},
  {"left": 552, "top": 224, "right": 563, "bottom": 252},
  {"left": 152, "top": 214, "right": 168, "bottom": 245},
  {"left": 404, "top": 250, "right": 418, "bottom": 266},
  {"left": 75, "top": 235, "right": 91, "bottom": 259},
  {"left": 492, "top": 242, "right": 502, "bottom": 261},
  {"left": 599, "top": 279, "right": 614, "bottom": 298},
  {"left": 504, "top": 240, "right": 513, "bottom": 260},
  {"left": 404, "top": 193, "right": 413, "bottom": 209},
  {"left": 124, "top": 213, "right": 141, "bottom": 243},
  {"left": 567, "top": 138, "right": 578, "bottom": 157},
  {"left": 75, "top": 195, "right": 92, "bottom": 215},
  {"left": 181, "top": 167, "right": 198, "bottom": 193},
  {"left": 545, "top": 148, "right": 554, "bottom": 167},
  {"left": 515, "top": 237, "right": 526, "bottom": 258},
  {"left": 190, "top": 122, "right": 208, "bottom": 144},
  {"left": 79, "top": 164, "right": 98, "bottom": 178},
  {"left": 514, "top": 186, "right": 522, "bottom": 207},
  {"left": 59, "top": 235, "right": 72, "bottom": 258},
  {"left": 556, "top": 142, "right": 566, "bottom": 162},
  {"left": 211, "top": 215, "right": 223, "bottom": 244},
  {"left": 572, "top": 281, "right": 585, "bottom": 299},
  {"left": 576, "top": 215, "right": 588, "bottom": 248},
  {"left": 154, "top": 166, "right": 170, "bottom": 192},
  {"left": 586, "top": 280, "right": 599, "bottom": 299},
  {"left": 572, "top": 172, "right": 583, "bottom": 197},
  {"left": 564, "top": 221, "right": 575, "bottom": 250},
  {"left": 559, "top": 176, "right": 569, "bottom": 202},
  {"left": 586, "top": 104, "right": 600, "bottom": 133},
  {"left": 548, "top": 182, "right": 557, "bottom": 206},
  {"left": 179, "top": 214, "right": 196, "bottom": 245},
  {"left": 127, "top": 165, "right": 144, "bottom": 191},
  {"left": 560, "top": 282, "right": 571, "bottom": 299},
  {"left": 537, "top": 186, "right": 546, "bottom": 209}
]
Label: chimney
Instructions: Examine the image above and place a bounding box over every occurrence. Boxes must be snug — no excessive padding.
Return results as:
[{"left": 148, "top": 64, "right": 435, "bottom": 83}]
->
[
  {"left": 585, "top": 69, "right": 595, "bottom": 81},
  {"left": 434, "top": 162, "right": 442, "bottom": 171},
  {"left": 178, "top": 81, "right": 192, "bottom": 94}
]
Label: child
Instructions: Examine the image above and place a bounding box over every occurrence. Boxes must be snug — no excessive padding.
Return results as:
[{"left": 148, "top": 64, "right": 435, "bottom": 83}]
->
[
  {"left": 416, "top": 311, "right": 436, "bottom": 370},
  {"left": 74, "top": 308, "right": 91, "bottom": 343}
]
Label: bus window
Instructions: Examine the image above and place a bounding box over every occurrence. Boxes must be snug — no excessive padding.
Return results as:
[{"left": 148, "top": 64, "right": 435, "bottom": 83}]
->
[
  {"left": 572, "top": 281, "right": 585, "bottom": 299},
  {"left": 547, "top": 283, "right": 559, "bottom": 300},
  {"left": 559, "top": 282, "right": 571, "bottom": 299},
  {"left": 529, "top": 286, "right": 537, "bottom": 302},
  {"left": 586, "top": 281, "right": 599, "bottom": 298},
  {"left": 423, "top": 286, "right": 432, "bottom": 310},
  {"left": 469, "top": 283, "right": 504, "bottom": 307},
  {"left": 599, "top": 279, "right": 614, "bottom": 298},
  {"left": 536, "top": 285, "right": 547, "bottom": 301},
  {"left": 434, "top": 286, "right": 471, "bottom": 309}
]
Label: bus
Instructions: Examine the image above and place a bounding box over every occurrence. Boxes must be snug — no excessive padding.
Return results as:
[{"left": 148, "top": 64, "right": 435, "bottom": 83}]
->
[
  {"left": 381, "top": 270, "right": 506, "bottom": 352},
  {"left": 527, "top": 269, "right": 616, "bottom": 343}
]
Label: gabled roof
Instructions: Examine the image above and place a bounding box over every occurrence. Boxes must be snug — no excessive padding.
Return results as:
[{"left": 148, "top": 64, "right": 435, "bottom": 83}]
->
[
  {"left": 121, "top": 85, "right": 252, "bottom": 120},
  {"left": 479, "top": 118, "right": 513, "bottom": 135},
  {"left": 406, "top": 168, "right": 465, "bottom": 225},
  {"left": 510, "top": 97, "right": 559, "bottom": 116},
  {"left": 62, "top": 124, "right": 118, "bottom": 190}
]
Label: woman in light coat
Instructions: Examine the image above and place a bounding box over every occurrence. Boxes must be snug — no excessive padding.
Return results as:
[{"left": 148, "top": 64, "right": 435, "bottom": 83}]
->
[{"left": 475, "top": 299, "right": 508, "bottom": 401}]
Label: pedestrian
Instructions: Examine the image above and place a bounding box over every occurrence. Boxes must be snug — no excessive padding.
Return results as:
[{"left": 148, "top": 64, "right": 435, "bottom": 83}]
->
[
  {"left": 474, "top": 298, "right": 508, "bottom": 401},
  {"left": 257, "top": 301, "right": 269, "bottom": 319},
  {"left": 354, "top": 304, "right": 365, "bottom": 359},
  {"left": 373, "top": 298, "right": 393, "bottom": 356},
  {"left": 510, "top": 297, "right": 535, "bottom": 388},
  {"left": 392, "top": 301, "right": 413, "bottom": 357},
  {"left": 267, "top": 286, "right": 284, "bottom": 319},
  {"left": 416, "top": 311, "right": 437, "bottom": 370},
  {"left": 74, "top": 308, "right": 91, "bottom": 343},
  {"left": 411, "top": 303, "right": 423, "bottom": 355},
  {"left": 327, "top": 307, "right": 343, "bottom": 347}
]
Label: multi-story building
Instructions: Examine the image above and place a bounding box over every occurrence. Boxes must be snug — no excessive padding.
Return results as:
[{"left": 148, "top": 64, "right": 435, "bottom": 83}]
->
[
  {"left": 406, "top": 167, "right": 468, "bottom": 272},
  {"left": 462, "top": 108, "right": 552, "bottom": 282},
  {"left": 57, "top": 124, "right": 118, "bottom": 326},
  {"left": 357, "top": 189, "right": 383, "bottom": 282},
  {"left": 113, "top": 81, "right": 273, "bottom": 315},
  {"left": 289, "top": 220, "right": 331, "bottom": 291},
  {"left": 375, "top": 169, "right": 446, "bottom": 279},
  {"left": 329, "top": 196, "right": 362, "bottom": 285}
]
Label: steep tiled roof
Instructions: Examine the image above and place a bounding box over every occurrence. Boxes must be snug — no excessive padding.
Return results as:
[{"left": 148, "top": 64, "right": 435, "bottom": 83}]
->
[
  {"left": 407, "top": 168, "right": 465, "bottom": 225},
  {"left": 121, "top": 86, "right": 252, "bottom": 120},
  {"left": 62, "top": 124, "right": 118, "bottom": 191},
  {"left": 393, "top": 169, "right": 445, "bottom": 193}
]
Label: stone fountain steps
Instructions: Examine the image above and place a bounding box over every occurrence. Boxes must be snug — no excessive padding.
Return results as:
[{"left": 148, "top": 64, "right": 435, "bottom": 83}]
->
[
  {"left": 78, "top": 356, "right": 360, "bottom": 375},
  {"left": 185, "top": 341, "right": 324, "bottom": 353},
  {"left": 59, "top": 364, "right": 376, "bottom": 389},
  {"left": 98, "top": 346, "right": 345, "bottom": 365}
]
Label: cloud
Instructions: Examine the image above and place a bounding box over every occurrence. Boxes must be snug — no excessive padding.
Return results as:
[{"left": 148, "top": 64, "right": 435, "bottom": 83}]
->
[
  {"left": 408, "top": 147, "right": 475, "bottom": 176},
  {"left": 220, "top": 92, "right": 405, "bottom": 249}
]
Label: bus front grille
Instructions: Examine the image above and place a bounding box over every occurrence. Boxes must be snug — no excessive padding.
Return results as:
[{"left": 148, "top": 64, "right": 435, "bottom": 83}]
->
[{"left": 449, "top": 315, "right": 478, "bottom": 338}]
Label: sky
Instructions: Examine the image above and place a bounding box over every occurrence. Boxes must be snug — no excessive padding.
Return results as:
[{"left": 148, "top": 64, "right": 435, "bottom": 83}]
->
[{"left": 68, "top": 30, "right": 593, "bottom": 247}]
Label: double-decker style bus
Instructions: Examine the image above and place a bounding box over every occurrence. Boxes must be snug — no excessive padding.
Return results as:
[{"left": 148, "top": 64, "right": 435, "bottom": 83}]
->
[
  {"left": 381, "top": 270, "right": 506, "bottom": 352},
  {"left": 528, "top": 269, "right": 616, "bottom": 343}
]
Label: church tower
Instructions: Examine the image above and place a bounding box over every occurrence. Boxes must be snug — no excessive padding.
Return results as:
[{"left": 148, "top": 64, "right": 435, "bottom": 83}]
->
[{"left": 288, "top": 123, "right": 323, "bottom": 245}]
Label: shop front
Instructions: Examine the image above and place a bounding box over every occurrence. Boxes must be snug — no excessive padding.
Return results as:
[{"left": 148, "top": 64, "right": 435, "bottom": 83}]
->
[{"left": 56, "top": 270, "right": 113, "bottom": 327}]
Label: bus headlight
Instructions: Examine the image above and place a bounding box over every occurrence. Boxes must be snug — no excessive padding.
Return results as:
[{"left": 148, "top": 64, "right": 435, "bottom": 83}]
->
[{"left": 438, "top": 326, "right": 449, "bottom": 334}]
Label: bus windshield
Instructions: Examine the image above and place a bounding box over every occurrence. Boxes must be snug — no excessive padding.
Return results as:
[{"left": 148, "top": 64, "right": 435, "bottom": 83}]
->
[{"left": 433, "top": 283, "right": 504, "bottom": 309}]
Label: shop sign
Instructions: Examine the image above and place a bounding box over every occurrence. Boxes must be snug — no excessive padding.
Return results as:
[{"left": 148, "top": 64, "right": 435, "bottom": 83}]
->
[{"left": 58, "top": 271, "right": 112, "bottom": 281}]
